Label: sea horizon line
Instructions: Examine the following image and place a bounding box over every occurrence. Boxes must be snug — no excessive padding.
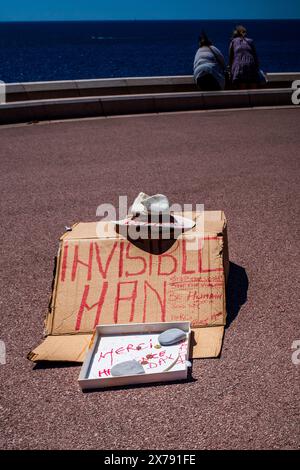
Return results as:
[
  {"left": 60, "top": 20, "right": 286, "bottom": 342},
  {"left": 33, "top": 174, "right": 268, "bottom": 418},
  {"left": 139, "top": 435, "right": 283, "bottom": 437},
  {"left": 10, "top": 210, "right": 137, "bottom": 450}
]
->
[{"left": 0, "top": 18, "right": 299, "bottom": 23}]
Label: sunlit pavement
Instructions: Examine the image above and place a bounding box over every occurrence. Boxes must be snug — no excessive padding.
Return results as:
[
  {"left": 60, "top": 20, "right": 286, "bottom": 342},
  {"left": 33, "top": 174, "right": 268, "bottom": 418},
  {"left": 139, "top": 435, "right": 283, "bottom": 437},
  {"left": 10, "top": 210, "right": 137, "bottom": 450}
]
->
[{"left": 0, "top": 107, "right": 299, "bottom": 449}]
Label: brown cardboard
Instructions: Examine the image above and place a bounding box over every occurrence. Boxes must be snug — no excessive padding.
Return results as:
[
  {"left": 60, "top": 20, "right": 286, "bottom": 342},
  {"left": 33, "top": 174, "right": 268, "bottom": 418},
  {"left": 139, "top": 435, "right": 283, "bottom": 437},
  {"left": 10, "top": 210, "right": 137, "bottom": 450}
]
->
[
  {"left": 29, "top": 211, "right": 228, "bottom": 362},
  {"left": 27, "top": 334, "right": 91, "bottom": 362}
]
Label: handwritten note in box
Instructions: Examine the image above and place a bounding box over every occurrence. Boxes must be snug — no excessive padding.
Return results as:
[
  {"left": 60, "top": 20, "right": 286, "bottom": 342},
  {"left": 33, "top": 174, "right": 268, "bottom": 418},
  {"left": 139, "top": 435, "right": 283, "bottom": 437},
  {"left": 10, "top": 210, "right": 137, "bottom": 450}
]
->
[{"left": 78, "top": 321, "right": 191, "bottom": 390}]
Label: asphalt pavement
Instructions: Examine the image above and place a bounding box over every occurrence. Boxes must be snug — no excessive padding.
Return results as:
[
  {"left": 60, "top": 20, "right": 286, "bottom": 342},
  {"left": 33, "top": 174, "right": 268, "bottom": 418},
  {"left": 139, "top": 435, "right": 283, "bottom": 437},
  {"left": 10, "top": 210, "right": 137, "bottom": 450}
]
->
[{"left": 0, "top": 107, "right": 299, "bottom": 449}]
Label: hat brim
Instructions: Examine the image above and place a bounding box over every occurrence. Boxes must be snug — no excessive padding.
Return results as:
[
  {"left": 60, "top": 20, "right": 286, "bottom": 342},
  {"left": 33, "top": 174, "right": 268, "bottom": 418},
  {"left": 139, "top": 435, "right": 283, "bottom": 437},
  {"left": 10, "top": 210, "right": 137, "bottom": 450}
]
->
[{"left": 113, "top": 214, "right": 195, "bottom": 232}]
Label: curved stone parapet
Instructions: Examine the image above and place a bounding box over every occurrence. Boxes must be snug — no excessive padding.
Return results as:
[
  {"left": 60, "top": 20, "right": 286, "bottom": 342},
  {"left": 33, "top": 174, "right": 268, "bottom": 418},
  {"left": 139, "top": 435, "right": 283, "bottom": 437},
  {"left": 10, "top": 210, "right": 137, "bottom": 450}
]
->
[
  {"left": 3, "top": 73, "right": 300, "bottom": 102},
  {"left": 0, "top": 87, "right": 296, "bottom": 125}
]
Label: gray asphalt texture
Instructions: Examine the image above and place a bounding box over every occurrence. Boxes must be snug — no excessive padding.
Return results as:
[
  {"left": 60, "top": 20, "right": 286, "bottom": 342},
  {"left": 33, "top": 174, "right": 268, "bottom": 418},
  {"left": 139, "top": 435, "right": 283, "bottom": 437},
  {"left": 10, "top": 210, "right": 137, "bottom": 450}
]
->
[{"left": 0, "top": 107, "right": 299, "bottom": 450}]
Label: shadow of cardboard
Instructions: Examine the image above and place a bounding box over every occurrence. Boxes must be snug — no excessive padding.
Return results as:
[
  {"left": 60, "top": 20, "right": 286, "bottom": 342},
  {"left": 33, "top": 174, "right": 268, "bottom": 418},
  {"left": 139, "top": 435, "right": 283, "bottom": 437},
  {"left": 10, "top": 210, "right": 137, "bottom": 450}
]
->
[
  {"left": 33, "top": 361, "right": 80, "bottom": 370},
  {"left": 226, "top": 261, "right": 249, "bottom": 328}
]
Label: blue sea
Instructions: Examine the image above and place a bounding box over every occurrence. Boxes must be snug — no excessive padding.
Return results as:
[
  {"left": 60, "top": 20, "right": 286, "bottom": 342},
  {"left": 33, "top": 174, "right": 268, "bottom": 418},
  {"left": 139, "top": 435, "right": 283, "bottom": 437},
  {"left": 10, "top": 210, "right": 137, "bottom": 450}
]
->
[{"left": 0, "top": 20, "right": 300, "bottom": 83}]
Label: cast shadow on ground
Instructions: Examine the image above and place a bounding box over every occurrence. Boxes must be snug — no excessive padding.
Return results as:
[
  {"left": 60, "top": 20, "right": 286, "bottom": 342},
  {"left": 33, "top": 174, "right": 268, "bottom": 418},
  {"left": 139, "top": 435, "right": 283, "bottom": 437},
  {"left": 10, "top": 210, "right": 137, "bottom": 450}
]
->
[
  {"left": 226, "top": 261, "right": 249, "bottom": 328},
  {"left": 33, "top": 361, "right": 80, "bottom": 370}
]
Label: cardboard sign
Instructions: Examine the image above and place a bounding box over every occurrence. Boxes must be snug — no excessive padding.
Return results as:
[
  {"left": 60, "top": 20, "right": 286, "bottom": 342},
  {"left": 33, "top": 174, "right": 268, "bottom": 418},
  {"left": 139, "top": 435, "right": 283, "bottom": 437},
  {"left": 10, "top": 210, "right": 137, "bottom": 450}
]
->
[{"left": 28, "top": 211, "right": 228, "bottom": 362}]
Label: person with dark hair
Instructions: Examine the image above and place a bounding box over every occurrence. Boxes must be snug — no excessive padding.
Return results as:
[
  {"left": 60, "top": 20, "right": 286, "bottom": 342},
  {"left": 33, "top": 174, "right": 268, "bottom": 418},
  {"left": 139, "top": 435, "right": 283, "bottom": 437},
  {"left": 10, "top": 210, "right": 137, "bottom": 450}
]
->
[
  {"left": 193, "top": 32, "right": 226, "bottom": 91},
  {"left": 229, "top": 25, "right": 260, "bottom": 89}
]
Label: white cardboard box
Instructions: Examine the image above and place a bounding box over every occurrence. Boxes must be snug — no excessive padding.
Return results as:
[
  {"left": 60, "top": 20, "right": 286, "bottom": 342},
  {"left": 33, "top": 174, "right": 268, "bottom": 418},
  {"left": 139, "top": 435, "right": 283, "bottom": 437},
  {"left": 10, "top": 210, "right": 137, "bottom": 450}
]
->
[{"left": 78, "top": 321, "right": 191, "bottom": 390}]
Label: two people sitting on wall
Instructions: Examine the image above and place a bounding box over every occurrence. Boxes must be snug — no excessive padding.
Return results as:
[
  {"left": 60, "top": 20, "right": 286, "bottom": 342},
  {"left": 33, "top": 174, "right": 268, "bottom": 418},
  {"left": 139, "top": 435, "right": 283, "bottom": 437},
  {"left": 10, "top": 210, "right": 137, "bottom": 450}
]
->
[{"left": 194, "top": 25, "right": 265, "bottom": 91}]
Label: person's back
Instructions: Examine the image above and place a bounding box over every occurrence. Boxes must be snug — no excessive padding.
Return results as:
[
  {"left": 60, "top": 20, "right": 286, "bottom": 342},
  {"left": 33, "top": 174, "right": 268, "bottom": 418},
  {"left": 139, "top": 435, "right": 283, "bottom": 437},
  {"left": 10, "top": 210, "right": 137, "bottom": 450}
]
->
[
  {"left": 229, "top": 25, "right": 259, "bottom": 88},
  {"left": 193, "top": 33, "right": 225, "bottom": 91}
]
